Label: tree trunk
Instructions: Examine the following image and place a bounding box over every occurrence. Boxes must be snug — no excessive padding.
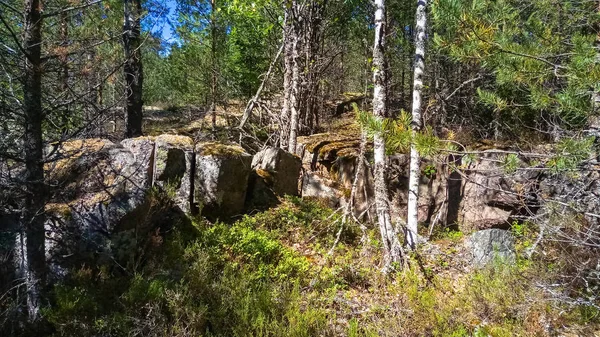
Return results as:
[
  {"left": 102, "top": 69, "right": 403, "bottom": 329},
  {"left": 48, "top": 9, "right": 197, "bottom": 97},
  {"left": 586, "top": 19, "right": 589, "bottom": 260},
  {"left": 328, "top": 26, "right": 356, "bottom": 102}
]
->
[
  {"left": 287, "top": 0, "right": 301, "bottom": 154},
  {"left": 280, "top": 4, "right": 293, "bottom": 149},
  {"left": 210, "top": 0, "right": 217, "bottom": 134},
  {"left": 123, "top": 0, "right": 143, "bottom": 137},
  {"left": 23, "top": 0, "right": 46, "bottom": 321},
  {"left": 372, "top": 0, "right": 402, "bottom": 271},
  {"left": 593, "top": 1, "right": 600, "bottom": 114},
  {"left": 406, "top": 0, "right": 428, "bottom": 249},
  {"left": 59, "top": 11, "right": 69, "bottom": 134}
]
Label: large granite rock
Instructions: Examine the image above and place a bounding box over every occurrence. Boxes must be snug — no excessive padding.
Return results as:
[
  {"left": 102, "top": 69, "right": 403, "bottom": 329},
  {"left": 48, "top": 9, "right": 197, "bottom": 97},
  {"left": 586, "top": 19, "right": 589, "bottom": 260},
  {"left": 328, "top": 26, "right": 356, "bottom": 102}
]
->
[
  {"left": 458, "top": 153, "right": 537, "bottom": 231},
  {"left": 301, "top": 172, "right": 343, "bottom": 208},
  {"left": 44, "top": 138, "right": 153, "bottom": 275},
  {"left": 121, "top": 136, "right": 155, "bottom": 189},
  {"left": 154, "top": 135, "right": 194, "bottom": 213},
  {"left": 467, "top": 229, "right": 516, "bottom": 267},
  {"left": 251, "top": 147, "right": 301, "bottom": 196},
  {"left": 539, "top": 167, "right": 600, "bottom": 229},
  {"left": 194, "top": 142, "right": 252, "bottom": 219}
]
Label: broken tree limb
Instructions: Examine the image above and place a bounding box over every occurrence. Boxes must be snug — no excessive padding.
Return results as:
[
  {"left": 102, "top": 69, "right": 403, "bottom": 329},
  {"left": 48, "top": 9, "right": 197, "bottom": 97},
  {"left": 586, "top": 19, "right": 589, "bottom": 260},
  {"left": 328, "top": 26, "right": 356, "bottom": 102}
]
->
[{"left": 238, "top": 42, "right": 284, "bottom": 129}]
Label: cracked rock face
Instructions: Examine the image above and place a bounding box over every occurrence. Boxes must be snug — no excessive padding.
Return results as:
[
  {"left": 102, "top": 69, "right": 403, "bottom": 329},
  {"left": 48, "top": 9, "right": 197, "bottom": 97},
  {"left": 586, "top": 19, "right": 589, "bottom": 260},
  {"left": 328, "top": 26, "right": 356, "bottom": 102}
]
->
[
  {"left": 194, "top": 143, "right": 252, "bottom": 219},
  {"left": 301, "top": 172, "right": 342, "bottom": 208},
  {"left": 44, "top": 138, "right": 152, "bottom": 276},
  {"left": 154, "top": 135, "right": 194, "bottom": 213},
  {"left": 467, "top": 229, "right": 515, "bottom": 267},
  {"left": 41, "top": 136, "right": 257, "bottom": 277},
  {"left": 251, "top": 147, "right": 301, "bottom": 197}
]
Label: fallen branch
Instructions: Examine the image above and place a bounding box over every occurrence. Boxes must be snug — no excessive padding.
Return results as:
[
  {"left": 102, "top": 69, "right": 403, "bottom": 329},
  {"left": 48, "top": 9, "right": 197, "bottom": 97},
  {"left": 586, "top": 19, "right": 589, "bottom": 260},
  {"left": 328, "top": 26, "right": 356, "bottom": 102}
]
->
[{"left": 239, "top": 43, "right": 284, "bottom": 129}]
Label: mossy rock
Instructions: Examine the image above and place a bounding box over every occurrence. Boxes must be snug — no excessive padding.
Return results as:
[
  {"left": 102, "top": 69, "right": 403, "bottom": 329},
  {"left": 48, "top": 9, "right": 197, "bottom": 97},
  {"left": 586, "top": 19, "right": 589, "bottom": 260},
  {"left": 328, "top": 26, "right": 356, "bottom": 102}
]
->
[
  {"left": 45, "top": 203, "right": 73, "bottom": 219},
  {"left": 195, "top": 142, "right": 247, "bottom": 157},
  {"left": 318, "top": 139, "right": 361, "bottom": 160},
  {"left": 155, "top": 134, "right": 193, "bottom": 148},
  {"left": 298, "top": 133, "right": 358, "bottom": 154}
]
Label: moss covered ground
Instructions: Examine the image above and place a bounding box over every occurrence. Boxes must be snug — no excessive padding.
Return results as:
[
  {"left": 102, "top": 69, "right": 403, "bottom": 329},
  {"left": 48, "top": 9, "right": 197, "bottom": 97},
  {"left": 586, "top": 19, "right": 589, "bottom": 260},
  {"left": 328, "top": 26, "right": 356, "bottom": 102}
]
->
[{"left": 30, "top": 194, "right": 600, "bottom": 337}]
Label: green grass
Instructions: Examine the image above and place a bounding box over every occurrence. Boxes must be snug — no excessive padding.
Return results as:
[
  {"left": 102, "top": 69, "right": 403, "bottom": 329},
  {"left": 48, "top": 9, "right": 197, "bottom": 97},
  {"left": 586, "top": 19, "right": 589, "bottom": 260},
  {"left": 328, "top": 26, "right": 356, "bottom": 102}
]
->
[{"left": 36, "top": 195, "right": 600, "bottom": 337}]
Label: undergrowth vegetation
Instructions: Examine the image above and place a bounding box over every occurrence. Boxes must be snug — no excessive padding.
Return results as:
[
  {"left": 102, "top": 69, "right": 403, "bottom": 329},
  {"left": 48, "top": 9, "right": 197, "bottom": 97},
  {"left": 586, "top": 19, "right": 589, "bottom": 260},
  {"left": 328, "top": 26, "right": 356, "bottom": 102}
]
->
[{"left": 40, "top": 196, "right": 599, "bottom": 336}]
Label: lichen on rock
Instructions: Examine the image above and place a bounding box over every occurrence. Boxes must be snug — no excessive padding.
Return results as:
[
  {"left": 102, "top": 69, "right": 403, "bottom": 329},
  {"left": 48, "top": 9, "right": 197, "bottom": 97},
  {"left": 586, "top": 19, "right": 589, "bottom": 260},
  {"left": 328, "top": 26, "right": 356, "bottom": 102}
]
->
[{"left": 195, "top": 142, "right": 246, "bottom": 157}]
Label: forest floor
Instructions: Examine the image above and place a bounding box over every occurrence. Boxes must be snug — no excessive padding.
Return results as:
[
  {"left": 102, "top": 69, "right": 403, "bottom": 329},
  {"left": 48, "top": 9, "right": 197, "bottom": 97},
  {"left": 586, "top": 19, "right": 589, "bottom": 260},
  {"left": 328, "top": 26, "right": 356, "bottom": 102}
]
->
[
  {"left": 37, "top": 103, "right": 600, "bottom": 336},
  {"left": 43, "top": 195, "right": 600, "bottom": 337}
]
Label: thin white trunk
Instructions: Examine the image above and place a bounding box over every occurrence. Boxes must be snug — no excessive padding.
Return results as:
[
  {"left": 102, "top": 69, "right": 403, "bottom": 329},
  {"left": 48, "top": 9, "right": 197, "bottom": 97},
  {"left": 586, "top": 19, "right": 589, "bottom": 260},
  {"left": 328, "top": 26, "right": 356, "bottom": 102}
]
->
[
  {"left": 288, "top": 2, "right": 301, "bottom": 154},
  {"left": 372, "top": 0, "right": 402, "bottom": 270},
  {"left": 407, "top": 0, "right": 428, "bottom": 249},
  {"left": 280, "top": 6, "right": 292, "bottom": 149}
]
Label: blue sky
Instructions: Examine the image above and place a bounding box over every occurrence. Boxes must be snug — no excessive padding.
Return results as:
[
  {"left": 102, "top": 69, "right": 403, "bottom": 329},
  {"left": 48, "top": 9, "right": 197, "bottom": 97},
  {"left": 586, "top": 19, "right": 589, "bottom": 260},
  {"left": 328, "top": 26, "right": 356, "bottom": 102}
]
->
[{"left": 145, "top": 0, "right": 178, "bottom": 45}]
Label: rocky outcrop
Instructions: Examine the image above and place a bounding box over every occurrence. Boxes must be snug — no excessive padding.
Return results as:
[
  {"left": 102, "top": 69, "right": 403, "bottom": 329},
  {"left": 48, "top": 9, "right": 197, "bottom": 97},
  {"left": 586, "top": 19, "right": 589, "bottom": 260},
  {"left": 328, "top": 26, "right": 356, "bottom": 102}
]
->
[
  {"left": 467, "top": 229, "right": 516, "bottom": 267},
  {"left": 42, "top": 136, "right": 256, "bottom": 276},
  {"left": 539, "top": 168, "right": 600, "bottom": 226},
  {"left": 302, "top": 172, "right": 344, "bottom": 207},
  {"left": 296, "top": 132, "right": 374, "bottom": 218},
  {"left": 295, "top": 135, "right": 543, "bottom": 233},
  {"left": 154, "top": 135, "right": 195, "bottom": 213},
  {"left": 251, "top": 147, "right": 302, "bottom": 196},
  {"left": 195, "top": 142, "right": 252, "bottom": 219},
  {"left": 456, "top": 154, "right": 538, "bottom": 231},
  {"left": 44, "top": 138, "right": 154, "bottom": 275}
]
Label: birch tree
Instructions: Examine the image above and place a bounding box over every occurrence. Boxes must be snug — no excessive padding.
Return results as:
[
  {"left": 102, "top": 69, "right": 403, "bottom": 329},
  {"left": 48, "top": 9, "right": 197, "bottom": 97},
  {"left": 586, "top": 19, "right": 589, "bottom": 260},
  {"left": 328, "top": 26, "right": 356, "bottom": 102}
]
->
[
  {"left": 372, "top": 0, "right": 402, "bottom": 270},
  {"left": 287, "top": 0, "right": 301, "bottom": 154},
  {"left": 279, "top": 3, "right": 293, "bottom": 149},
  {"left": 406, "top": 0, "right": 428, "bottom": 249}
]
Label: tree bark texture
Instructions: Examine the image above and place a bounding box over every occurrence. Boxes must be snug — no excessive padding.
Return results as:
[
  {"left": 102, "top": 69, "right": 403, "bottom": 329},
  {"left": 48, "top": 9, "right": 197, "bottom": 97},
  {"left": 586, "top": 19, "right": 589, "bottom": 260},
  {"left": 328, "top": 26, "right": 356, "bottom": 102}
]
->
[
  {"left": 280, "top": 5, "right": 293, "bottom": 149},
  {"left": 123, "top": 0, "right": 143, "bottom": 137},
  {"left": 372, "top": 0, "right": 402, "bottom": 270},
  {"left": 406, "top": 0, "right": 428, "bottom": 249},
  {"left": 287, "top": 0, "right": 302, "bottom": 154},
  {"left": 23, "top": 0, "right": 46, "bottom": 321}
]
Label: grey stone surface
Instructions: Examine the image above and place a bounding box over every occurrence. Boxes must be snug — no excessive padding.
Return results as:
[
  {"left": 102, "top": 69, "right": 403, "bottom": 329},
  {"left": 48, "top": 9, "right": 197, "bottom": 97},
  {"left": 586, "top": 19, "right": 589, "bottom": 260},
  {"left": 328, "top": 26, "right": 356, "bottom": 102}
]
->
[
  {"left": 251, "top": 147, "right": 301, "bottom": 196},
  {"left": 301, "top": 172, "right": 342, "bottom": 207},
  {"left": 467, "top": 229, "right": 516, "bottom": 267},
  {"left": 154, "top": 135, "right": 194, "bottom": 213},
  {"left": 195, "top": 143, "right": 252, "bottom": 219},
  {"left": 44, "top": 139, "right": 153, "bottom": 276}
]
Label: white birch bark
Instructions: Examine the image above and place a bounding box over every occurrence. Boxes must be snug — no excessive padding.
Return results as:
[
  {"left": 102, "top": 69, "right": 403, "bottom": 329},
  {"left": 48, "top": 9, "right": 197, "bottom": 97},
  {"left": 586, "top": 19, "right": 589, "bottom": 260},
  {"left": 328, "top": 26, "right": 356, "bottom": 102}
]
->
[
  {"left": 406, "top": 0, "right": 428, "bottom": 249},
  {"left": 280, "top": 6, "right": 293, "bottom": 149},
  {"left": 287, "top": 0, "right": 302, "bottom": 154},
  {"left": 372, "top": 0, "right": 402, "bottom": 270}
]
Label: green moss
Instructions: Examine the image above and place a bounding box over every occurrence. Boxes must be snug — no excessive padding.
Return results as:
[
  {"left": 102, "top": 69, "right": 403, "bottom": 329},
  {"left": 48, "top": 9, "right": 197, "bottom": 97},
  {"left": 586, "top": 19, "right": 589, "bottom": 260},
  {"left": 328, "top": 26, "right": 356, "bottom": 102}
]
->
[
  {"left": 45, "top": 203, "right": 72, "bottom": 218},
  {"left": 318, "top": 140, "right": 361, "bottom": 159},
  {"left": 156, "top": 134, "right": 193, "bottom": 148},
  {"left": 195, "top": 142, "right": 247, "bottom": 157}
]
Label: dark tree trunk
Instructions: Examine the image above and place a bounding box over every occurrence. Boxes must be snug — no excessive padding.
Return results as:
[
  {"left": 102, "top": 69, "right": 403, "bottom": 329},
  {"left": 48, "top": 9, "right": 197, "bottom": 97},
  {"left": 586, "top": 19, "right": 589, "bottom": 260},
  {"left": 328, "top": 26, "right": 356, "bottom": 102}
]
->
[
  {"left": 23, "top": 0, "right": 46, "bottom": 321},
  {"left": 60, "top": 11, "right": 69, "bottom": 134},
  {"left": 123, "top": 0, "right": 143, "bottom": 137}
]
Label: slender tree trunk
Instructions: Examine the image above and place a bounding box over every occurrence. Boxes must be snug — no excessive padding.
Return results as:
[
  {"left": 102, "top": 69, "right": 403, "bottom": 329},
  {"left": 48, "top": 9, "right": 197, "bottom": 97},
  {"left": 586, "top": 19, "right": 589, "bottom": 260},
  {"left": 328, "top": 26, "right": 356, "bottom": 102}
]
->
[
  {"left": 210, "top": 0, "right": 217, "bottom": 134},
  {"left": 280, "top": 5, "right": 293, "bottom": 149},
  {"left": 372, "top": 0, "right": 402, "bottom": 271},
  {"left": 287, "top": 1, "right": 301, "bottom": 154},
  {"left": 59, "top": 11, "right": 69, "bottom": 134},
  {"left": 123, "top": 0, "right": 143, "bottom": 137},
  {"left": 23, "top": 0, "right": 46, "bottom": 321},
  {"left": 406, "top": 0, "right": 428, "bottom": 249}
]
